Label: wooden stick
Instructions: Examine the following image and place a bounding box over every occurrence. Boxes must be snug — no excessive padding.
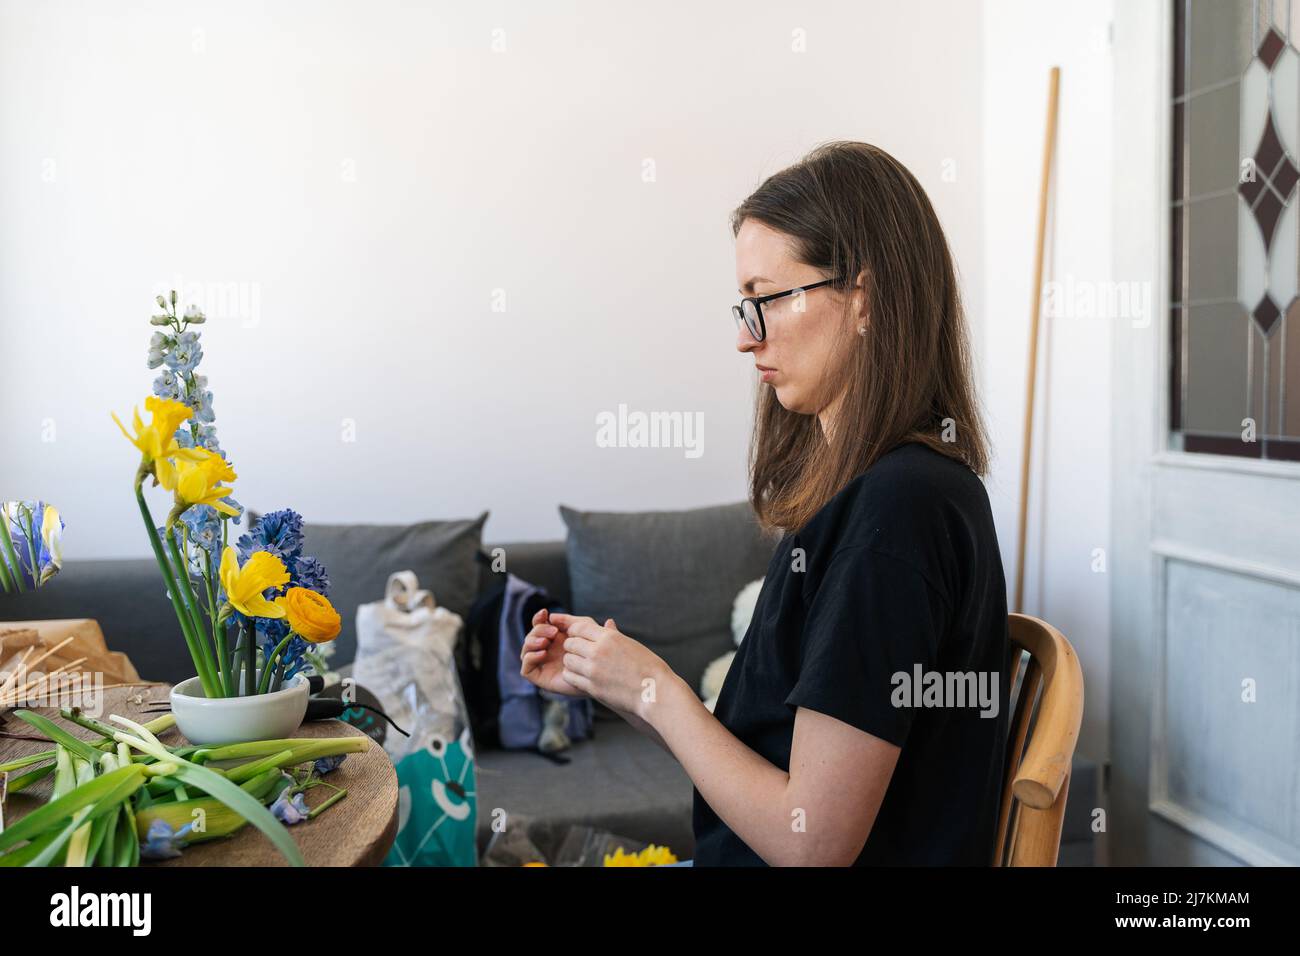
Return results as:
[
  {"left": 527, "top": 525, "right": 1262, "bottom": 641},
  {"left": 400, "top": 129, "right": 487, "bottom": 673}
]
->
[
  {"left": 0, "top": 646, "right": 35, "bottom": 697},
  {"left": 19, "top": 636, "right": 75, "bottom": 675},
  {"left": 1, "top": 656, "right": 88, "bottom": 707},
  {"left": 1013, "top": 66, "right": 1061, "bottom": 615}
]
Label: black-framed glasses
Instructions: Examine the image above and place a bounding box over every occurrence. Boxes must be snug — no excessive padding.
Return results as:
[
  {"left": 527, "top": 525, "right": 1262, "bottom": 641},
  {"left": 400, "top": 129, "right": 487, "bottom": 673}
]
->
[{"left": 731, "top": 277, "right": 847, "bottom": 342}]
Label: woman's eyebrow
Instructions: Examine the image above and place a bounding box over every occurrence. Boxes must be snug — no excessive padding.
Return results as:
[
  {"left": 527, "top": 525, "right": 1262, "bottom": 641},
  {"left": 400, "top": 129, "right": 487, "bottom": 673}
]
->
[{"left": 740, "top": 275, "right": 771, "bottom": 293}]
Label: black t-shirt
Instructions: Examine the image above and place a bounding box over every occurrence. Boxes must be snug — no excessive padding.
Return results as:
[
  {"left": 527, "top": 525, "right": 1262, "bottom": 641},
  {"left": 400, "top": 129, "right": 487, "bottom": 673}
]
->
[{"left": 692, "top": 441, "right": 1010, "bottom": 866}]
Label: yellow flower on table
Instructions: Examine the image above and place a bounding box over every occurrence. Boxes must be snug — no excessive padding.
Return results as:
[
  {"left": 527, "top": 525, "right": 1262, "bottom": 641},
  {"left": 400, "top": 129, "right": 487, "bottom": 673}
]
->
[
  {"left": 166, "top": 448, "right": 239, "bottom": 519},
  {"left": 218, "top": 546, "right": 289, "bottom": 620},
  {"left": 275, "top": 587, "right": 342, "bottom": 644},
  {"left": 603, "top": 844, "right": 678, "bottom": 867}
]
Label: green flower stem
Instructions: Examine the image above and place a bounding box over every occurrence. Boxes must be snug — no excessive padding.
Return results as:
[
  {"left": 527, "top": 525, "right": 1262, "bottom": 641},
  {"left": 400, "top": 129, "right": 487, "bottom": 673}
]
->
[
  {"left": 19, "top": 506, "right": 41, "bottom": 588},
  {"left": 224, "top": 749, "right": 293, "bottom": 784},
  {"left": 135, "top": 475, "right": 218, "bottom": 698},
  {"left": 0, "top": 511, "right": 25, "bottom": 592},
  {"left": 165, "top": 529, "right": 221, "bottom": 695},
  {"left": 191, "top": 736, "right": 369, "bottom": 765},
  {"left": 204, "top": 549, "right": 231, "bottom": 696},
  {"left": 0, "top": 714, "right": 176, "bottom": 775},
  {"left": 243, "top": 622, "right": 256, "bottom": 696},
  {"left": 257, "top": 634, "right": 295, "bottom": 695},
  {"left": 308, "top": 785, "right": 348, "bottom": 819},
  {"left": 0, "top": 514, "right": 15, "bottom": 592}
]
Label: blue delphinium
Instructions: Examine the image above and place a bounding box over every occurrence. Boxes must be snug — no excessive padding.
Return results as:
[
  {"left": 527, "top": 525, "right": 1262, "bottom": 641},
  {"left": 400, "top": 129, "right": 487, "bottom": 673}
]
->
[
  {"left": 270, "top": 789, "right": 311, "bottom": 825},
  {"left": 165, "top": 329, "right": 203, "bottom": 373},
  {"left": 140, "top": 818, "right": 193, "bottom": 860},
  {"left": 152, "top": 368, "right": 181, "bottom": 401},
  {"left": 145, "top": 296, "right": 218, "bottom": 452},
  {"left": 180, "top": 505, "right": 222, "bottom": 561},
  {"left": 313, "top": 754, "right": 347, "bottom": 775},
  {"left": 146, "top": 331, "right": 170, "bottom": 369}
]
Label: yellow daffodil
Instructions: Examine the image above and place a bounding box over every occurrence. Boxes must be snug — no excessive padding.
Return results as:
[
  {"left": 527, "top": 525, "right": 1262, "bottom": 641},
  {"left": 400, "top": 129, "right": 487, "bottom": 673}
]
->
[
  {"left": 275, "top": 587, "right": 342, "bottom": 644},
  {"left": 113, "top": 395, "right": 205, "bottom": 468},
  {"left": 218, "top": 546, "right": 289, "bottom": 620},
  {"left": 167, "top": 448, "right": 239, "bottom": 521}
]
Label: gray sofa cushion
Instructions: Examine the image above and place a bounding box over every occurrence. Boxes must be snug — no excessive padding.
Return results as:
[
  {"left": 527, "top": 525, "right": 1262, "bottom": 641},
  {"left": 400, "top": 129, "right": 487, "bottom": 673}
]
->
[
  {"left": 245, "top": 512, "right": 489, "bottom": 668},
  {"left": 559, "top": 501, "right": 779, "bottom": 693},
  {"left": 478, "top": 540, "right": 571, "bottom": 608},
  {"left": 475, "top": 713, "right": 695, "bottom": 857},
  {"left": 0, "top": 558, "right": 191, "bottom": 683}
]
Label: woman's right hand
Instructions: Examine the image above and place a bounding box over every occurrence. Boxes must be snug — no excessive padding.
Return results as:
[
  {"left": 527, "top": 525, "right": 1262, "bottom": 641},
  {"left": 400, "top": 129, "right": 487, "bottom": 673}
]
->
[{"left": 519, "top": 608, "right": 587, "bottom": 698}]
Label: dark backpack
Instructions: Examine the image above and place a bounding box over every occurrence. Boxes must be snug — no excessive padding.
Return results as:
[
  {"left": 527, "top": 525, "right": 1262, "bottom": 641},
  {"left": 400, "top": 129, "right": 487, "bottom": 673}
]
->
[{"left": 457, "top": 554, "right": 593, "bottom": 758}]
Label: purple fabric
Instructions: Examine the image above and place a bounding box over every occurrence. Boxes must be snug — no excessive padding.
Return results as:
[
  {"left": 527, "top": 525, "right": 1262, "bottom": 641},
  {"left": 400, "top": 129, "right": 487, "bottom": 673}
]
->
[{"left": 496, "top": 572, "right": 593, "bottom": 750}]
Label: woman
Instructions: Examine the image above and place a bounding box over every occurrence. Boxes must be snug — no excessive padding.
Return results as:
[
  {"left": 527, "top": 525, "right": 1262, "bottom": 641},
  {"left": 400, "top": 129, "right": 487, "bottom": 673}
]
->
[{"left": 521, "top": 142, "right": 1009, "bottom": 866}]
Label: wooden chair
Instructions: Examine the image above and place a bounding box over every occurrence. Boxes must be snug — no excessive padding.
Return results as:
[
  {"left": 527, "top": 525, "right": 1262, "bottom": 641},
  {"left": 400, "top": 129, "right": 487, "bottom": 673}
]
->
[{"left": 993, "top": 613, "right": 1085, "bottom": 867}]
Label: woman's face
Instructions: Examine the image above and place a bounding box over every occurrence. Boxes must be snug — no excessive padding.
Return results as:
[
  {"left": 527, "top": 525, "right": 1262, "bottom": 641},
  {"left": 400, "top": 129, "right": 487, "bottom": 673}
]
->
[{"left": 734, "top": 218, "right": 859, "bottom": 420}]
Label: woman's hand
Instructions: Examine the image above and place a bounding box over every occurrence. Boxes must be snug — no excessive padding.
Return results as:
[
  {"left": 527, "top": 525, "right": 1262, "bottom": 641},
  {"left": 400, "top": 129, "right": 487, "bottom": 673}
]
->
[
  {"left": 546, "top": 613, "right": 672, "bottom": 718},
  {"left": 519, "top": 608, "right": 587, "bottom": 698}
]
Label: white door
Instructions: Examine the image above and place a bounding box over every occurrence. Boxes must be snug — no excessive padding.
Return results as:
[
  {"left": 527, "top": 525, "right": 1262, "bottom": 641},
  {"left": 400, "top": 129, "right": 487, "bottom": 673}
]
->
[{"left": 1111, "top": 0, "right": 1300, "bottom": 866}]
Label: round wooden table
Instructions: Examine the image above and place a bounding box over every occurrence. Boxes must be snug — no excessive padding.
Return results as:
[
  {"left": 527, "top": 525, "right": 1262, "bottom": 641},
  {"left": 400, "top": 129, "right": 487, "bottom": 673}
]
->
[{"left": 0, "top": 684, "right": 399, "bottom": 867}]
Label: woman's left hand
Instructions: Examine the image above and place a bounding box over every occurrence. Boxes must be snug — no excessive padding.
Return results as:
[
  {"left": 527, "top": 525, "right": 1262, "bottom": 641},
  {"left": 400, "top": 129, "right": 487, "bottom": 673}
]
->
[{"left": 546, "top": 613, "right": 671, "bottom": 718}]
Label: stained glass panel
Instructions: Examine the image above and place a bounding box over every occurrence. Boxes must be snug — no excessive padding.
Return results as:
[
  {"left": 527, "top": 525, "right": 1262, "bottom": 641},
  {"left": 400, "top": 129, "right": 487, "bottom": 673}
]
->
[{"left": 1172, "top": 0, "right": 1300, "bottom": 459}]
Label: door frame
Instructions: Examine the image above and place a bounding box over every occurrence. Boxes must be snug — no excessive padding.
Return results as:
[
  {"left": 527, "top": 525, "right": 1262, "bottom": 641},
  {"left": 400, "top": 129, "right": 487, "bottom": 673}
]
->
[{"left": 1110, "top": 0, "right": 1300, "bottom": 866}]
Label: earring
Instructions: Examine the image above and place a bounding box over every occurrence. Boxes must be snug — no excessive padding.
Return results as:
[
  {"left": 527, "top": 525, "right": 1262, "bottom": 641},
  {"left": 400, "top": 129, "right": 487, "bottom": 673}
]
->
[{"left": 858, "top": 312, "right": 870, "bottom": 336}]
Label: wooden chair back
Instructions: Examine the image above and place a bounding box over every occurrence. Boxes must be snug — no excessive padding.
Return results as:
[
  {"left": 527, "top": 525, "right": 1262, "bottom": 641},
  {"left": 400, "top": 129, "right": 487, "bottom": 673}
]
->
[{"left": 993, "top": 613, "right": 1085, "bottom": 866}]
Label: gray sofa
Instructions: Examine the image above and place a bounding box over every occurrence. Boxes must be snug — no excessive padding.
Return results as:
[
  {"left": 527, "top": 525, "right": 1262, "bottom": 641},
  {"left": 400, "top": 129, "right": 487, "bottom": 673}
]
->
[{"left": 0, "top": 535, "right": 700, "bottom": 857}]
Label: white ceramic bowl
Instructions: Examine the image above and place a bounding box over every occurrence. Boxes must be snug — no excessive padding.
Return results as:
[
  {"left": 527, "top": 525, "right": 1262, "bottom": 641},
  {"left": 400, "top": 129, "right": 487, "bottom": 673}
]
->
[{"left": 170, "top": 674, "right": 310, "bottom": 745}]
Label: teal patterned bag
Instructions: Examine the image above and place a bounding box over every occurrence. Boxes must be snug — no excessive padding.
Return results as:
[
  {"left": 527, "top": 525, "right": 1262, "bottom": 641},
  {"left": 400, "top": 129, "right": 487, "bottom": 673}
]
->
[
  {"left": 387, "top": 725, "right": 477, "bottom": 866},
  {"left": 353, "top": 571, "right": 479, "bottom": 867}
]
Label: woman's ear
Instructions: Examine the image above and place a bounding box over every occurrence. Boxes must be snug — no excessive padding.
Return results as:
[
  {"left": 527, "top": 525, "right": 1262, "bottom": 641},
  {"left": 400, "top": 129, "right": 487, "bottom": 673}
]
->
[{"left": 852, "top": 269, "right": 871, "bottom": 335}]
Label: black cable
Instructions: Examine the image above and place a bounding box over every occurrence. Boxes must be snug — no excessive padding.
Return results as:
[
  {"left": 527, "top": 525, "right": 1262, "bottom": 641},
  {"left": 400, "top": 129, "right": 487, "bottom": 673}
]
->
[{"left": 352, "top": 701, "right": 410, "bottom": 738}]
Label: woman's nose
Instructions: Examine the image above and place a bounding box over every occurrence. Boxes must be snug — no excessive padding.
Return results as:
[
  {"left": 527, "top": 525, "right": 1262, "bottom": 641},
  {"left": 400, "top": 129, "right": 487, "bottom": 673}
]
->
[{"left": 736, "top": 322, "right": 760, "bottom": 353}]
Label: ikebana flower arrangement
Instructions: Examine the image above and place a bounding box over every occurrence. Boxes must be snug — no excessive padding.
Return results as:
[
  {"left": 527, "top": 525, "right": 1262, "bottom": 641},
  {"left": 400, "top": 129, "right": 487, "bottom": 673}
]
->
[
  {"left": 112, "top": 292, "right": 342, "bottom": 701},
  {"left": 0, "top": 500, "right": 64, "bottom": 592},
  {"left": 0, "top": 707, "right": 367, "bottom": 866}
]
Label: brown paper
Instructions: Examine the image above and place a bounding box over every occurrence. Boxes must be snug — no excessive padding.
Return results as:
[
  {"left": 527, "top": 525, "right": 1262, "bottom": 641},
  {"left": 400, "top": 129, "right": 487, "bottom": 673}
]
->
[{"left": 0, "top": 619, "right": 142, "bottom": 686}]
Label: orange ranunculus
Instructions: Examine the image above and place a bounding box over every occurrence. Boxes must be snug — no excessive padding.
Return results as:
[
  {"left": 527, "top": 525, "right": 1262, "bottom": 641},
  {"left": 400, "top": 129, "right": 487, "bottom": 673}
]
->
[{"left": 274, "top": 587, "right": 341, "bottom": 644}]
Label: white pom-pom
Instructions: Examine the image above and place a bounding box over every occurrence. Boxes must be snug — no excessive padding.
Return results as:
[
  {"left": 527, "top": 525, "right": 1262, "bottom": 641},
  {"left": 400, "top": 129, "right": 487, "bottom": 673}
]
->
[{"left": 730, "top": 578, "right": 764, "bottom": 646}]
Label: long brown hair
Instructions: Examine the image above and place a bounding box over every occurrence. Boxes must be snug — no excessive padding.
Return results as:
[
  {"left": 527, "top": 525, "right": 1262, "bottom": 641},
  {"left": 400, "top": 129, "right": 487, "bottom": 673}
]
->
[{"left": 734, "top": 141, "right": 989, "bottom": 534}]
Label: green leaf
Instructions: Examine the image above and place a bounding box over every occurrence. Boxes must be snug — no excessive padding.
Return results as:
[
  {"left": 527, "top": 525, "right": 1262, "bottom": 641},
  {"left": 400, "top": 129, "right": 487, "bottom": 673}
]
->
[
  {"left": 0, "top": 752, "right": 55, "bottom": 774},
  {"left": 0, "top": 764, "right": 145, "bottom": 855},
  {"left": 87, "top": 812, "right": 113, "bottom": 866},
  {"left": 5, "top": 761, "right": 55, "bottom": 794},
  {"left": 112, "top": 724, "right": 304, "bottom": 867},
  {"left": 0, "top": 828, "right": 62, "bottom": 867},
  {"left": 10, "top": 711, "right": 104, "bottom": 765}
]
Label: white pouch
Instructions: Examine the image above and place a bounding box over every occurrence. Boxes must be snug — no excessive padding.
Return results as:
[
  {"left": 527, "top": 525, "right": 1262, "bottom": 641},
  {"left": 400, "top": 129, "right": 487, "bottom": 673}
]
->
[
  {"left": 353, "top": 570, "right": 478, "bottom": 866},
  {"left": 353, "top": 570, "right": 465, "bottom": 762}
]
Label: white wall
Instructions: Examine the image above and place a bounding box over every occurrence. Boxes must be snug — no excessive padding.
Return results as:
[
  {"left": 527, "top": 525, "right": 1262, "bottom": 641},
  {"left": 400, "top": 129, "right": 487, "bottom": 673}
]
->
[
  {"left": 0, "top": 0, "right": 985, "bottom": 558},
  {"left": 981, "top": 0, "right": 1115, "bottom": 763}
]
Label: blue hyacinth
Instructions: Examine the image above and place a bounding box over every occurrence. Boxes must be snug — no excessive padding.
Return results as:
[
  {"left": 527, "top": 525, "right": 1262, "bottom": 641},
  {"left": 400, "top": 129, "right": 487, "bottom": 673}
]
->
[
  {"left": 236, "top": 509, "right": 305, "bottom": 564},
  {"left": 226, "top": 509, "right": 330, "bottom": 683}
]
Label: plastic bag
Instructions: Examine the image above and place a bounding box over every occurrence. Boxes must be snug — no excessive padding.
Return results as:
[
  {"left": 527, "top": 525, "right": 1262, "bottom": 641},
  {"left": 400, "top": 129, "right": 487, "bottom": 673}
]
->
[{"left": 354, "top": 570, "right": 478, "bottom": 866}]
